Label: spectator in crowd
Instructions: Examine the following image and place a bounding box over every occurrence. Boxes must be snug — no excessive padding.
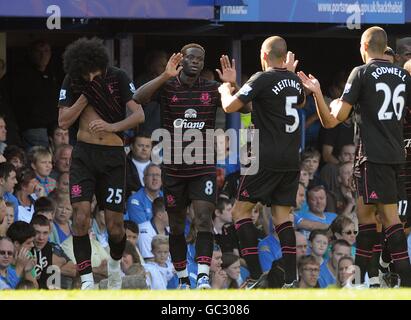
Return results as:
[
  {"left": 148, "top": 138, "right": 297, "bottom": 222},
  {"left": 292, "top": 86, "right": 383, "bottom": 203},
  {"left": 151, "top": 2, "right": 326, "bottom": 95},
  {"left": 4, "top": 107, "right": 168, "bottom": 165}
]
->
[
  {"left": 52, "top": 193, "right": 73, "bottom": 244},
  {"left": 308, "top": 229, "right": 329, "bottom": 265},
  {"left": 294, "top": 179, "right": 313, "bottom": 221},
  {"left": 5, "top": 202, "right": 14, "bottom": 230},
  {"left": 121, "top": 241, "right": 143, "bottom": 275},
  {"left": 33, "top": 196, "right": 56, "bottom": 224},
  {"left": 144, "top": 235, "right": 175, "bottom": 290},
  {"left": 48, "top": 125, "right": 70, "bottom": 155},
  {"left": 29, "top": 146, "right": 56, "bottom": 196},
  {"left": 91, "top": 207, "right": 108, "bottom": 249},
  {"left": 299, "top": 168, "right": 310, "bottom": 189},
  {"left": 295, "top": 185, "right": 337, "bottom": 239},
  {"left": 134, "top": 50, "right": 168, "bottom": 134},
  {"left": 0, "top": 115, "right": 8, "bottom": 163},
  {"left": 213, "top": 198, "right": 235, "bottom": 252},
  {"left": 0, "top": 198, "right": 6, "bottom": 237},
  {"left": 326, "top": 162, "right": 357, "bottom": 217},
  {"left": 30, "top": 214, "right": 77, "bottom": 289},
  {"left": 4, "top": 145, "right": 26, "bottom": 172},
  {"left": 0, "top": 162, "right": 18, "bottom": 219},
  {"left": 221, "top": 252, "right": 243, "bottom": 288},
  {"left": 320, "top": 144, "right": 355, "bottom": 195},
  {"left": 301, "top": 148, "right": 324, "bottom": 189},
  {"left": 125, "top": 132, "right": 152, "bottom": 199},
  {"left": 251, "top": 202, "right": 269, "bottom": 239},
  {"left": 335, "top": 256, "right": 360, "bottom": 288},
  {"left": 125, "top": 163, "right": 162, "bottom": 225},
  {"left": 124, "top": 220, "right": 145, "bottom": 265},
  {"left": 258, "top": 231, "right": 307, "bottom": 274},
  {"left": 318, "top": 239, "right": 351, "bottom": 288},
  {"left": 10, "top": 40, "right": 59, "bottom": 150},
  {"left": 297, "top": 255, "right": 320, "bottom": 288},
  {"left": 6, "top": 221, "right": 37, "bottom": 287},
  {"left": 329, "top": 215, "right": 357, "bottom": 257},
  {"left": 0, "top": 236, "right": 32, "bottom": 289},
  {"left": 15, "top": 168, "right": 41, "bottom": 223},
  {"left": 137, "top": 197, "right": 169, "bottom": 261},
  {"left": 50, "top": 144, "right": 72, "bottom": 181},
  {"left": 51, "top": 171, "right": 69, "bottom": 196}
]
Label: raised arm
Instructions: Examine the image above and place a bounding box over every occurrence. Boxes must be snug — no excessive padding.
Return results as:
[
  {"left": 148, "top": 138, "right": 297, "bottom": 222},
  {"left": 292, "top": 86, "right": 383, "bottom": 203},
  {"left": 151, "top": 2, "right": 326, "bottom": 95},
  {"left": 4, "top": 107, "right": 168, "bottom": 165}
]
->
[
  {"left": 58, "top": 95, "right": 88, "bottom": 130},
  {"left": 133, "top": 53, "right": 183, "bottom": 104},
  {"left": 297, "top": 71, "right": 352, "bottom": 129}
]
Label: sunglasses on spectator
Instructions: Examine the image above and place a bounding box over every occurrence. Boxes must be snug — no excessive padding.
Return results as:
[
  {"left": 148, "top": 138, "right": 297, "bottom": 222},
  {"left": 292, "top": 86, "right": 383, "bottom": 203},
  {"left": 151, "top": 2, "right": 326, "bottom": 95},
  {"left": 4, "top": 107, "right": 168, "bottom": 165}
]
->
[
  {"left": 0, "top": 250, "right": 13, "bottom": 256},
  {"left": 342, "top": 230, "right": 358, "bottom": 235}
]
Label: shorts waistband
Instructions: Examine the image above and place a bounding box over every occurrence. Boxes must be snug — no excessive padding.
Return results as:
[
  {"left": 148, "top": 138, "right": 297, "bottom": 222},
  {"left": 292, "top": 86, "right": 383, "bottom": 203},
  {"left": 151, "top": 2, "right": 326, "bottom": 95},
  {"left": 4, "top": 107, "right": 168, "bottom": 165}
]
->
[{"left": 75, "top": 141, "right": 124, "bottom": 150}]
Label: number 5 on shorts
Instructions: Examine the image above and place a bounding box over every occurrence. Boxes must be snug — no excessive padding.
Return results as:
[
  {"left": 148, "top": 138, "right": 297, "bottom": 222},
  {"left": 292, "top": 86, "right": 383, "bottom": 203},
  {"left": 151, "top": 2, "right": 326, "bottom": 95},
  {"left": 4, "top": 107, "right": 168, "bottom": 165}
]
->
[{"left": 106, "top": 188, "right": 123, "bottom": 204}]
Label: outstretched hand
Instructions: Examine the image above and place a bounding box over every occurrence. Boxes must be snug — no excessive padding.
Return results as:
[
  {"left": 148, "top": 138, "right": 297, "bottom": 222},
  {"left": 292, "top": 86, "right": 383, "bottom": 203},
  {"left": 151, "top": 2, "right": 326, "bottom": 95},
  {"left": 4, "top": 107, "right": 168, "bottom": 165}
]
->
[
  {"left": 216, "top": 55, "right": 236, "bottom": 84},
  {"left": 164, "top": 53, "right": 183, "bottom": 78},
  {"left": 297, "top": 71, "right": 321, "bottom": 95},
  {"left": 283, "top": 51, "right": 299, "bottom": 73}
]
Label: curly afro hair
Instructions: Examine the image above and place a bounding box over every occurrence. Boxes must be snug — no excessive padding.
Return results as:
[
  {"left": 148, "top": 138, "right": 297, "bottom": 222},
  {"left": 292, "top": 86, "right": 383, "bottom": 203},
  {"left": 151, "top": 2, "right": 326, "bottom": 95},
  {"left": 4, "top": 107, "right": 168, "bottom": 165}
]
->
[{"left": 63, "top": 37, "right": 109, "bottom": 78}]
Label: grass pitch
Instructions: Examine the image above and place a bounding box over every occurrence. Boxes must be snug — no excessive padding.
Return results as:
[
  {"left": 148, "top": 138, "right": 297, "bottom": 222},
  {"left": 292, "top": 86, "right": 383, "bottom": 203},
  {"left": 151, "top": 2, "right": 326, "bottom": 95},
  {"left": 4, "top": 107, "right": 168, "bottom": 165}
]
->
[{"left": 1, "top": 289, "right": 411, "bottom": 300}]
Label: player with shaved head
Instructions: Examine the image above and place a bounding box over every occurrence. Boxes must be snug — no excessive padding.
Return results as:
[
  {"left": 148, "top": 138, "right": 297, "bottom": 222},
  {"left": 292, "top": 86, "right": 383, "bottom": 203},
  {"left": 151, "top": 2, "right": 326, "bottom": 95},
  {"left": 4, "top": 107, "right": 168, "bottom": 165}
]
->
[
  {"left": 298, "top": 26, "right": 411, "bottom": 287},
  {"left": 219, "top": 35, "right": 305, "bottom": 288}
]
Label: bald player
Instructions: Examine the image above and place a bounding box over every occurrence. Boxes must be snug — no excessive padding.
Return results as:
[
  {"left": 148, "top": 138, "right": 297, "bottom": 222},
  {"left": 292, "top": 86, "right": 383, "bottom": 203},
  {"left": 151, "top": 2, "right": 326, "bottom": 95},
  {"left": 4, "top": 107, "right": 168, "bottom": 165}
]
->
[
  {"left": 395, "top": 37, "right": 411, "bottom": 68},
  {"left": 219, "top": 36, "right": 305, "bottom": 288},
  {"left": 298, "top": 26, "right": 411, "bottom": 287}
]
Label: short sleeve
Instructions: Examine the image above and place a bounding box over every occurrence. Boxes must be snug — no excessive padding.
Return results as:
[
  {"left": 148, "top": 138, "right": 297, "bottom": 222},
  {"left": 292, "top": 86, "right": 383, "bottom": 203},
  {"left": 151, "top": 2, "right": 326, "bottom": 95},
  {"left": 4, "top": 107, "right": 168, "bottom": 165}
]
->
[
  {"left": 117, "top": 69, "right": 135, "bottom": 105},
  {"left": 58, "top": 75, "right": 75, "bottom": 107},
  {"left": 341, "top": 66, "right": 362, "bottom": 106},
  {"left": 235, "top": 72, "right": 266, "bottom": 105}
]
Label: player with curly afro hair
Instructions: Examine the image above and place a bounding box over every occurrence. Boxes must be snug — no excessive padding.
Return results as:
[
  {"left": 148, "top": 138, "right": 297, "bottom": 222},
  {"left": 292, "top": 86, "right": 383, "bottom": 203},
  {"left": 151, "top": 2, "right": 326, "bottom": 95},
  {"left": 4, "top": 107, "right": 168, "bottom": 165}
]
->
[
  {"left": 58, "top": 37, "right": 144, "bottom": 290},
  {"left": 62, "top": 37, "right": 109, "bottom": 79}
]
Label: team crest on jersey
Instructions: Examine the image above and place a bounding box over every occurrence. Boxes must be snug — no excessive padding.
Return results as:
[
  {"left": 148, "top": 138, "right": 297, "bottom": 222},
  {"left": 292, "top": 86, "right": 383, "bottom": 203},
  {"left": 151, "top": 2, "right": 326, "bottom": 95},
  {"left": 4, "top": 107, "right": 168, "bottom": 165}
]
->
[
  {"left": 71, "top": 185, "right": 82, "bottom": 197},
  {"left": 184, "top": 108, "right": 197, "bottom": 119},
  {"left": 241, "top": 189, "right": 250, "bottom": 198},
  {"left": 171, "top": 95, "right": 179, "bottom": 103},
  {"left": 200, "top": 92, "right": 211, "bottom": 104}
]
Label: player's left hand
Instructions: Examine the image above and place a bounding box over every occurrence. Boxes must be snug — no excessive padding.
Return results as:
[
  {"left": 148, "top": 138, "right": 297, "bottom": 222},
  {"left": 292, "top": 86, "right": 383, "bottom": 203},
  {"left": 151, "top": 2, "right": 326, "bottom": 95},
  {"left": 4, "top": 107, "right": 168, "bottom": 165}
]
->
[
  {"left": 89, "top": 119, "right": 116, "bottom": 133},
  {"left": 216, "top": 55, "right": 236, "bottom": 84},
  {"left": 218, "top": 82, "right": 235, "bottom": 96},
  {"left": 297, "top": 71, "right": 321, "bottom": 94},
  {"left": 283, "top": 51, "right": 299, "bottom": 73}
]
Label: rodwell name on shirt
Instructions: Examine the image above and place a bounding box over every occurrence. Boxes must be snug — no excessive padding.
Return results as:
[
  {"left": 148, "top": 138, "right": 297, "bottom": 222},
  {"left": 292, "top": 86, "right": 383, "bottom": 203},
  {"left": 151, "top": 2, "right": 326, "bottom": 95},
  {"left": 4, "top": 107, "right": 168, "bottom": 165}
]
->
[{"left": 371, "top": 66, "right": 407, "bottom": 81}]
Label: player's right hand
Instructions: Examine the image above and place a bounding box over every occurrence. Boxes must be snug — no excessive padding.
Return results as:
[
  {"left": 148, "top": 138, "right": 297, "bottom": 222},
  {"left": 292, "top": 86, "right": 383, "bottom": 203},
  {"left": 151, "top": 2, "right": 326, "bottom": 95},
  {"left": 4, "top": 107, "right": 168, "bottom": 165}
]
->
[{"left": 164, "top": 53, "right": 183, "bottom": 78}]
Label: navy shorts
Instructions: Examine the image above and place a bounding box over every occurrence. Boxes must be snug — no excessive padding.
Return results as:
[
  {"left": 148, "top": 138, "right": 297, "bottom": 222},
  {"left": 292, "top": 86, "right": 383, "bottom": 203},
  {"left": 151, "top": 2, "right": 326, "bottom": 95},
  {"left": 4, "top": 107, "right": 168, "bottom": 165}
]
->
[{"left": 70, "top": 141, "right": 126, "bottom": 212}]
